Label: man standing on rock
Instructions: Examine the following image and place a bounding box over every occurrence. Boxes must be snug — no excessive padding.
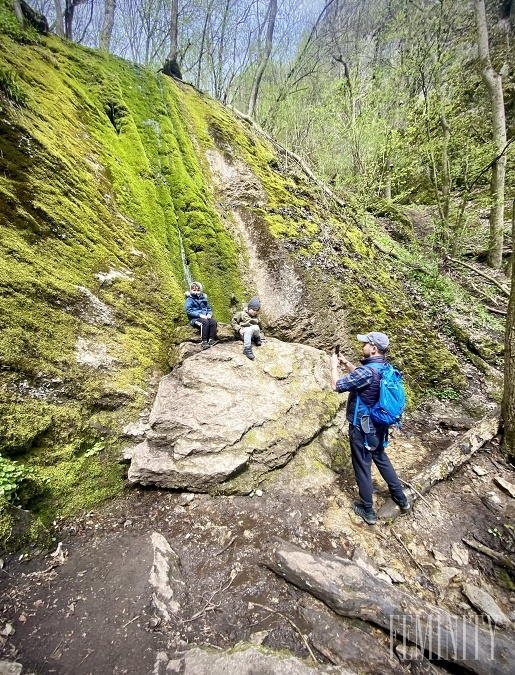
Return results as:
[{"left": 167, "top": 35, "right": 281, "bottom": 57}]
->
[{"left": 330, "top": 332, "right": 410, "bottom": 525}]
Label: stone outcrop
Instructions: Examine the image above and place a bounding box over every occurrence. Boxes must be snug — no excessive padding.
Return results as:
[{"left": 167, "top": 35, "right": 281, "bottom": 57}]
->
[
  {"left": 153, "top": 646, "right": 350, "bottom": 674},
  {"left": 127, "top": 339, "right": 341, "bottom": 493}
]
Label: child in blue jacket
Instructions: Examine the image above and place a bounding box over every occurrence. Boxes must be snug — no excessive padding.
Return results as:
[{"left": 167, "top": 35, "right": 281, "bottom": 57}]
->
[{"left": 184, "top": 281, "right": 218, "bottom": 349}]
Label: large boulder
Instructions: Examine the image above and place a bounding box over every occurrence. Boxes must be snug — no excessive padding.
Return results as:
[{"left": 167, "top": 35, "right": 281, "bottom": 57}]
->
[{"left": 127, "top": 338, "right": 341, "bottom": 493}]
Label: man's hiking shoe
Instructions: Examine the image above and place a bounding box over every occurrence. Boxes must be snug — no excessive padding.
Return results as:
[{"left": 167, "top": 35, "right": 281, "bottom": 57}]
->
[
  {"left": 208, "top": 338, "right": 218, "bottom": 347},
  {"left": 394, "top": 498, "right": 411, "bottom": 514},
  {"left": 254, "top": 338, "right": 262, "bottom": 347},
  {"left": 353, "top": 501, "right": 377, "bottom": 525},
  {"left": 243, "top": 347, "right": 255, "bottom": 360},
  {"left": 201, "top": 341, "right": 210, "bottom": 350}
]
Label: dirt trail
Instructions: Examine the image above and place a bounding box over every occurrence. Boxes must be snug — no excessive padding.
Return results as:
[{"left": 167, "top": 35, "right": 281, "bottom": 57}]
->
[{"left": 2, "top": 423, "right": 515, "bottom": 675}]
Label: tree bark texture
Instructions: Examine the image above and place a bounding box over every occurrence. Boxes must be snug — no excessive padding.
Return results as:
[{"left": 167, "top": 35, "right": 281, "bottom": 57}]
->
[
  {"left": 247, "top": 0, "right": 278, "bottom": 118},
  {"left": 267, "top": 539, "right": 514, "bottom": 675},
  {"left": 475, "top": 0, "right": 507, "bottom": 270},
  {"left": 441, "top": 113, "right": 451, "bottom": 222},
  {"left": 13, "top": 0, "right": 23, "bottom": 23},
  {"left": 53, "top": 0, "right": 64, "bottom": 37},
  {"left": 163, "top": 0, "right": 182, "bottom": 79},
  {"left": 99, "top": 0, "right": 116, "bottom": 51},
  {"left": 503, "top": 206, "right": 515, "bottom": 457},
  {"left": 19, "top": 0, "right": 49, "bottom": 33},
  {"left": 377, "top": 415, "right": 500, "bottom": 519}
]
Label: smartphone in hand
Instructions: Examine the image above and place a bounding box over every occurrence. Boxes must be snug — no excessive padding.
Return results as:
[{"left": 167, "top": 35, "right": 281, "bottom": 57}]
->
[{"left": 334, "top": 344, "right": 340, "bottom": 355}]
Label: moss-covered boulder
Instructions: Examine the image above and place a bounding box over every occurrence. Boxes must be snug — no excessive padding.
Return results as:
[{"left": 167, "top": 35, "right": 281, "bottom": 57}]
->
[{"left": 127, "top": 339, "right": 341, "bottom": 494}]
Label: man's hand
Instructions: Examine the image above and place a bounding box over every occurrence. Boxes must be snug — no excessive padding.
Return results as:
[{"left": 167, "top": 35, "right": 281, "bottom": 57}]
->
[
  {"left": 340, "top": 355, "right": 355, "bottom": 372},
  {"left": 239, "top": 328, "right": 244, "bottom": 336},
  {"left": 206, "top": 313, "right": 212, "bottom": 319}
]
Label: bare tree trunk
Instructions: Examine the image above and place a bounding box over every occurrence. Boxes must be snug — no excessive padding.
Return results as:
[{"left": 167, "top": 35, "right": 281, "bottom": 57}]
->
[
  {"left": 384, "top": 158, "right": 393, "bottom": 200},
  {"left": 441, "top": 112, "right": 451, "bottom": 221},
  {"left": 13, "top": 0, "right": 23, "bottom": 23},
  {"left": 214, "top": 0, "right": 230, "bottom": 100},
  {"left": 195, "top": 6, "right": 211, "bottom": 89},
  {"left": 162, "top": 0, "right": 182, "bottom": 79},
  {"left": 475, "top": 0, "right": 507, "bottom": 270},
  {"left": 54, "top": 0, "right": 64, "bottom": 37},
  {"left": 99, "top": 0, "right": 116, "bottom": 51},
  {"left": 247, "top": 0, "right": 278, "bottom": 118},
  {"left": 503, "top": 201, "right": 515, "bottom": 459},
  {"left": 64, "top": 0, "right": 74, "bottom": 39},
  {"left": 377, "top": 414, "right": 500, "bottom": 519}
]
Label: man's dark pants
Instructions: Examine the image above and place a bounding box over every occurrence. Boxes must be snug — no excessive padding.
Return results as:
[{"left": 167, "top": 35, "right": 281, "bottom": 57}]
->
[{"left": 349, "top": 424, "right": 405, "bottom": 511}]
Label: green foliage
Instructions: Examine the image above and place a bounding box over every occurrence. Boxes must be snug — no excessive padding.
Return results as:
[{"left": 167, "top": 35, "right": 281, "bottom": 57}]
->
[
  {"left": 0, "top": 453, "right": 45, "bottom": 504},
  {"left": 84, "top": 441, "right": 105, "bottom": 458},
  {"left": 488, "top": 526, "right": 503, "bottom": 539},
  {"left": 427, "top": 386, "right": 460, "bottom": 402},
  {"left": 0, "top": 64, "right": 29, "bottom": 106}
]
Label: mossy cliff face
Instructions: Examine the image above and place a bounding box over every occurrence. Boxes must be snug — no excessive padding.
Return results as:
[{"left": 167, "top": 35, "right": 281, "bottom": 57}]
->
[
  {"left": 0, "top": 1, "right": 466, "bottom": 544},
  {"left": 0, "top": 2, "right": 244, "bottom": 535}
]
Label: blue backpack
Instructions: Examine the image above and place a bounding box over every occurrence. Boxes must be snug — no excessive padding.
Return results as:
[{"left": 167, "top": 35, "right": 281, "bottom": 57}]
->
[{"left": 353, "top": 363, "right": 405, "bottom": 445}]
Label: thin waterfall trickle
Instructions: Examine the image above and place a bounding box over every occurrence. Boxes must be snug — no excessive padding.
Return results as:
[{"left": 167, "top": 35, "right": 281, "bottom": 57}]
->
[
  {"left": 143, "top": 88, "right": 192, "bottom": 291},
  {"left": 178, "top": 226, "right": 192, "bottom": 289}
]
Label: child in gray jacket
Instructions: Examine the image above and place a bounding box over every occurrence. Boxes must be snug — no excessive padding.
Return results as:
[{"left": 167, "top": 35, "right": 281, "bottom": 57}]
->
[{"left": 231, "top": 297, "right": 263, "bottom": 360}]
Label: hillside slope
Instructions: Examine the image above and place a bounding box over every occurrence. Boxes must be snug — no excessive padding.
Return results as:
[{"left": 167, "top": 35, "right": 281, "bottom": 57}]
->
[{"left": 0, "top": 1, "right": 486, "bottom": 545}]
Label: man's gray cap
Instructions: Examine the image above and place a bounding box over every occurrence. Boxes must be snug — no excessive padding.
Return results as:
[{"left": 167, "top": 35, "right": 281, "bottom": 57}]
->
[{"left": 357, "top": 332, "right": 390, "bottom": 351}]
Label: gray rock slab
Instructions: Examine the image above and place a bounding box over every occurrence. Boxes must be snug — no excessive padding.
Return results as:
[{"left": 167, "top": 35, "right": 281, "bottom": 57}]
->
[
  {"left": 494, "top": 476, "right": 515, "bottom": 499},
  {"left": 154, "top": 646, "right": 353, "bottom": 674},
  {"left": 149, "top": 532, "right": 187, "bottom": 623},
  {"left": 0, "top": 663, "right": 23, "bottom": 675},
  {"left": 462, "top": 583, "right": 510, "bottom": 627},
  {"left": 129, "top": 339, "right": 340, "bottom": 492}
]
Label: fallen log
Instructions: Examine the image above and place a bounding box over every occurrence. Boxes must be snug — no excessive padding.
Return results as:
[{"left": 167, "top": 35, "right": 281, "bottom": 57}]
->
[
  {"left": 267, "top": 539, "right": 513, "bottom": 675},
  {"left": 446, "top": 257, "right": 510, "bottom": 297},
  {"left": 377, "top": 414, "right": 500, "bottom": 519}
]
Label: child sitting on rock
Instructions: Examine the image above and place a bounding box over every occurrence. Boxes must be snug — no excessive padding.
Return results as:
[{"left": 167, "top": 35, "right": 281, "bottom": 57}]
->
[
  {"left": 231, "top": 297, "right": 263, "bottom": 360},
  {"left": 185, "top": 281, "right": 218, "bottom": 350}
]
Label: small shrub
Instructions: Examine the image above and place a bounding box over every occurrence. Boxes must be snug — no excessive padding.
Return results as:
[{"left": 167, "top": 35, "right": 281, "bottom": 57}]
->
[{"left": 0, "top": 65, "right": 29, "bottom": 107}]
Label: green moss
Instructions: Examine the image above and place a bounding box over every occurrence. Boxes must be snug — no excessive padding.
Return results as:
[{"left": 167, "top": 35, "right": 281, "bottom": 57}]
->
[
  {"left": 36, "top": 450, "right": 124, "bottom": 518},
  {"left": 0, "top": 495, "right": 51, "bottom": 554},
  {"left": 0, "top": 496, "right": 13, "bottom": 541},
  {"left": 0, "top": 64, "right": 30, "bottom": 106},
  {"left": 265, "top": 214, "right": 299, "bottom": 238},
  {"left": 0, "top": 25, "right": 242, "bottom": 527},
  {"left": 495, "top": 567, "right": 515, "bottom": 591}
]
